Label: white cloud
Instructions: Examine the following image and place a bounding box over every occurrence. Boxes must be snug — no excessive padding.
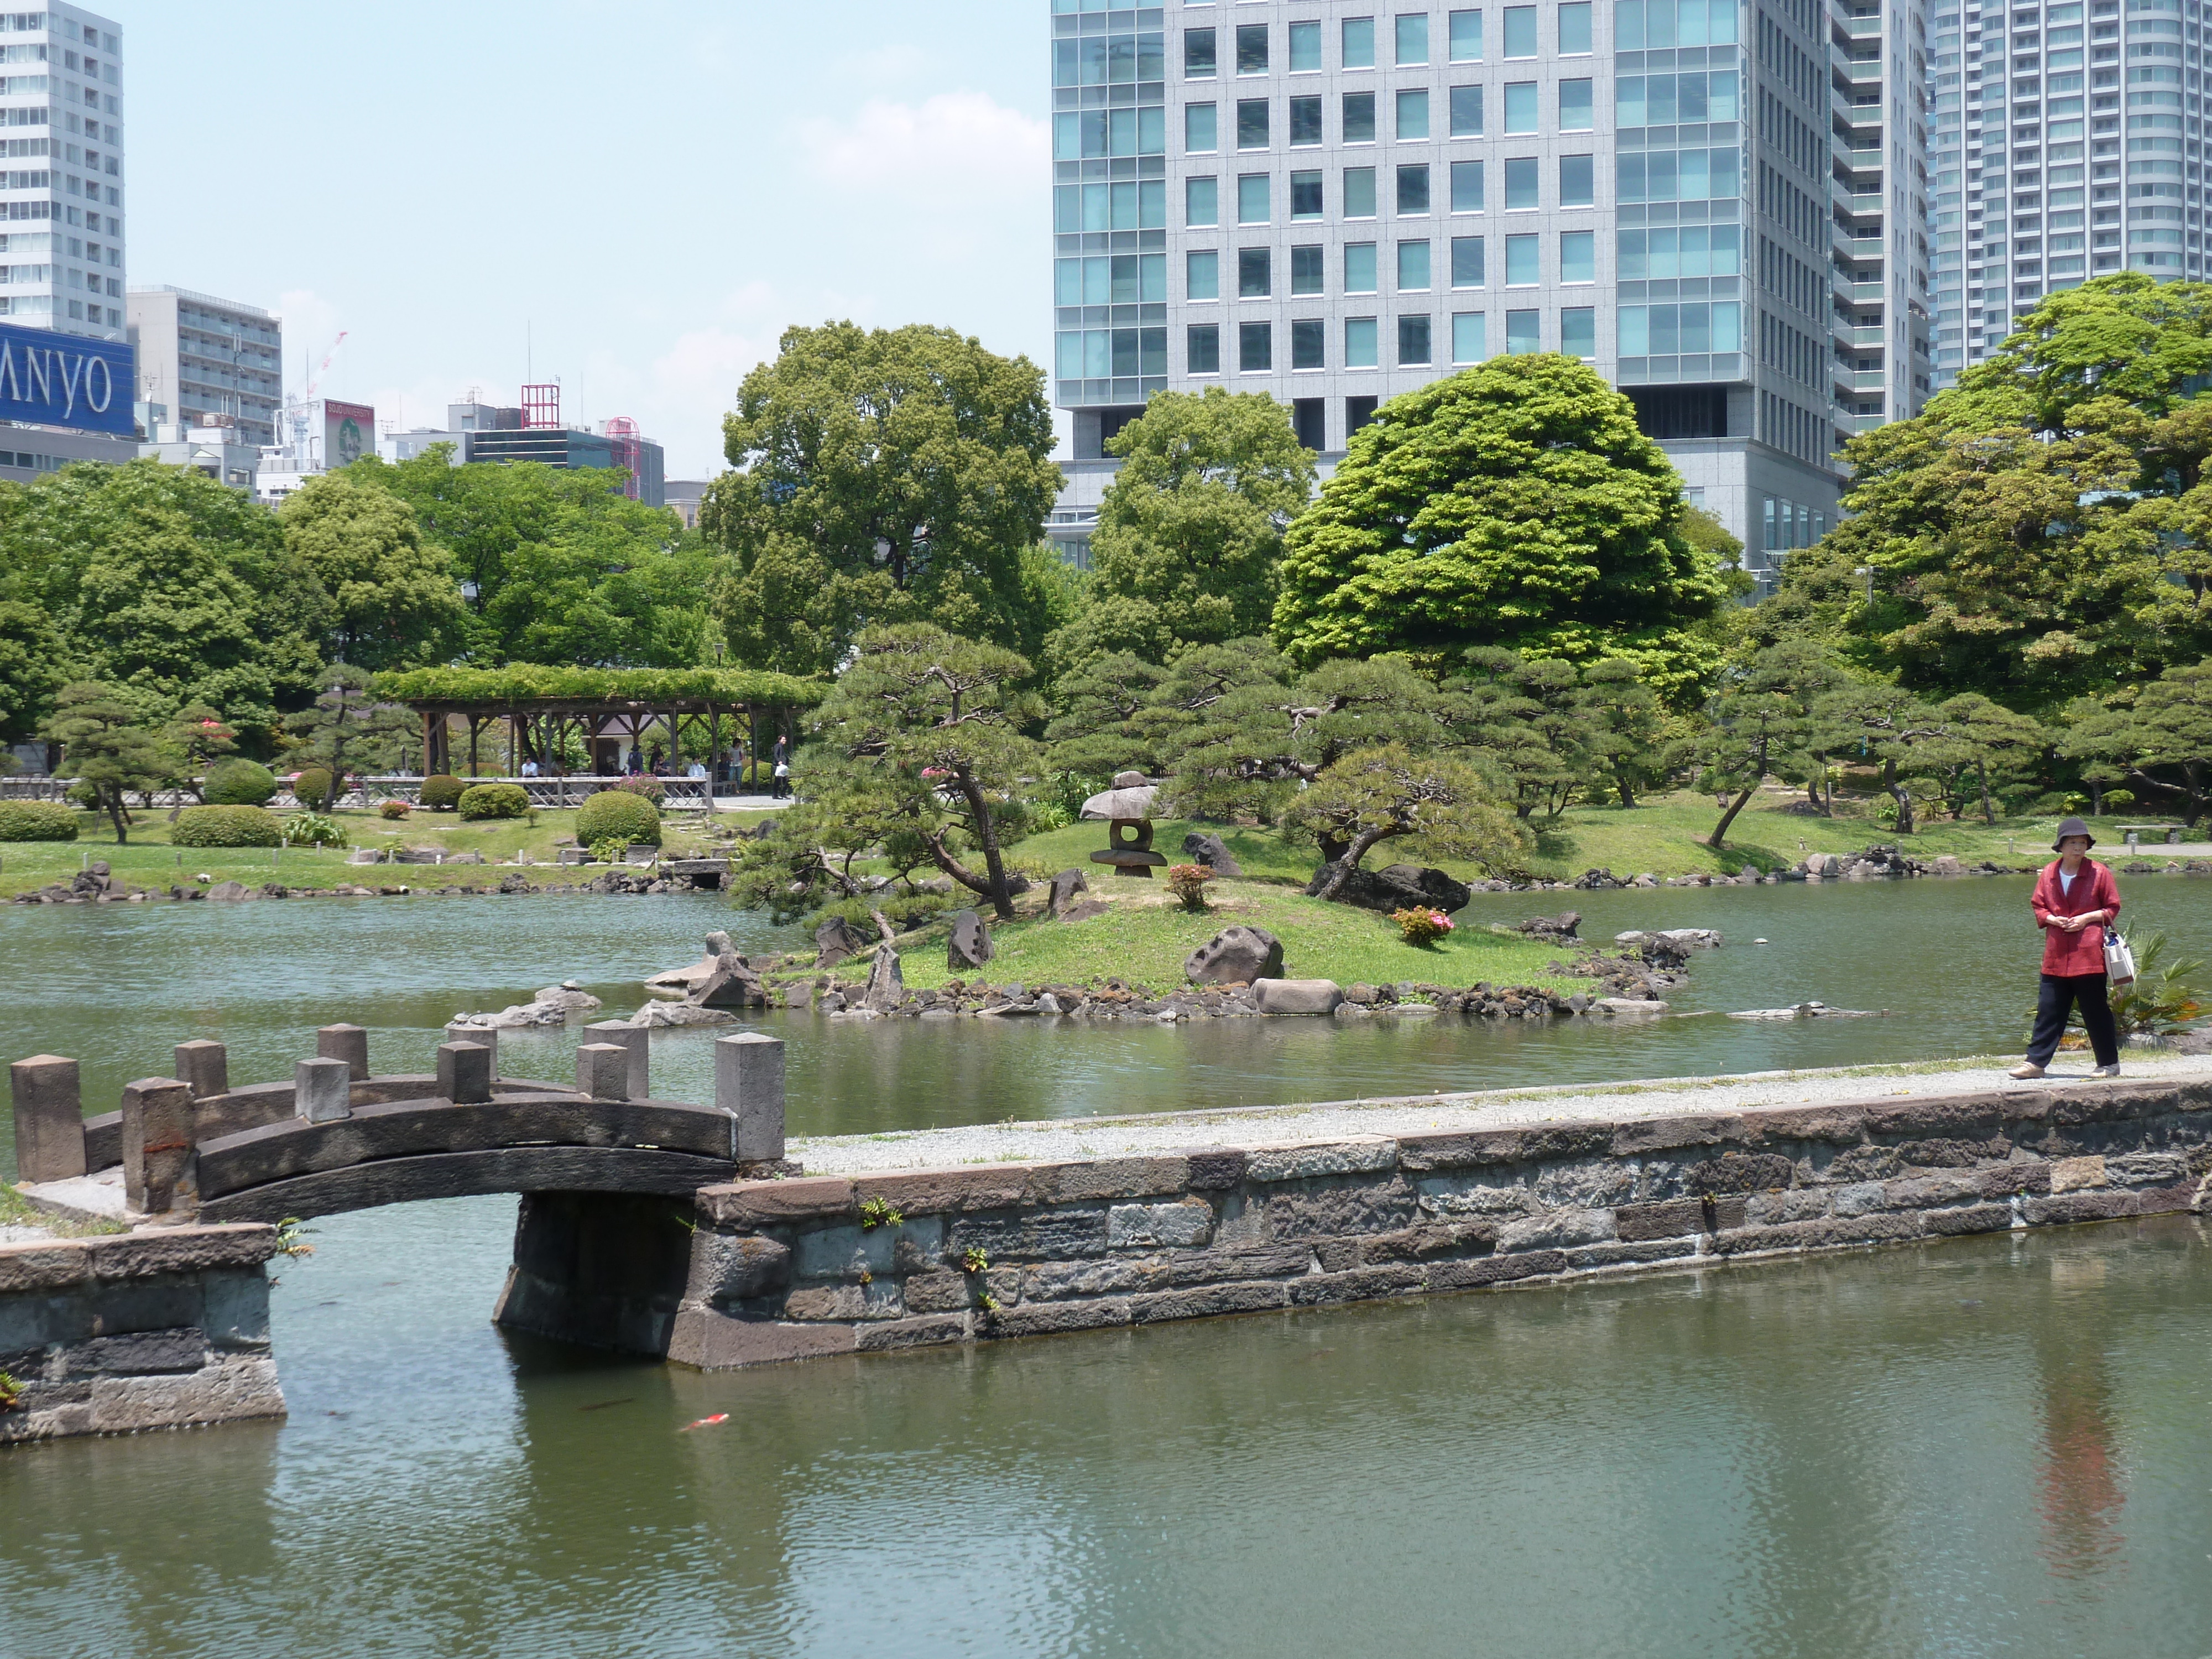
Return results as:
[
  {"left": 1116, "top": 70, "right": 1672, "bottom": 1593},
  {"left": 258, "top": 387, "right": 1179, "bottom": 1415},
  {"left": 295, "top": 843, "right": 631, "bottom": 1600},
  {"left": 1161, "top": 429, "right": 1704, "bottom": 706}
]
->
[{"left": 797, "top": 91, "right": 1048, "bottom": 205}]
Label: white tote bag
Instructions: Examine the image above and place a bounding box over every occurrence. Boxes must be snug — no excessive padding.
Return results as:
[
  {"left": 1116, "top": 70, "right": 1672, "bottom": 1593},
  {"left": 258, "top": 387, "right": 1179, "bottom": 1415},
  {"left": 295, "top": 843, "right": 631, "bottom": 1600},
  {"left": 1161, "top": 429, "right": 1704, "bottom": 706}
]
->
[{"left": 2103, "top": 931, "right": 2137, "bottom": 989}]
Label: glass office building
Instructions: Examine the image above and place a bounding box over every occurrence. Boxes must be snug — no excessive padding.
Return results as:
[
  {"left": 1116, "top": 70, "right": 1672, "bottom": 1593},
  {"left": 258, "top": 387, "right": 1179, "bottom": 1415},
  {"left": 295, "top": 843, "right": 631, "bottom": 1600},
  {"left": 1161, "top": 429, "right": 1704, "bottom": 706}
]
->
[
  {"left": 1931, "top": 0, "right": 2205, "bottom": 385},
  {"left": 1050, "top": 0, "right": 1858, "bottom": 588}
]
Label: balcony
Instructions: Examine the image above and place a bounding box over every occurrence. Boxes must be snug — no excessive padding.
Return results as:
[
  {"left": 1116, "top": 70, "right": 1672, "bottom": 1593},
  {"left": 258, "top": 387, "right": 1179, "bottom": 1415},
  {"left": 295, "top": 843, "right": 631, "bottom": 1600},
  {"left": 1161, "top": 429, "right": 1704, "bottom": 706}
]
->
[
  {"left": 1840, "top": 326, "right": 1888, "bottom": 348},
  {"left": 1843, "top": 236, "right": 1887, "bottom": 261}
]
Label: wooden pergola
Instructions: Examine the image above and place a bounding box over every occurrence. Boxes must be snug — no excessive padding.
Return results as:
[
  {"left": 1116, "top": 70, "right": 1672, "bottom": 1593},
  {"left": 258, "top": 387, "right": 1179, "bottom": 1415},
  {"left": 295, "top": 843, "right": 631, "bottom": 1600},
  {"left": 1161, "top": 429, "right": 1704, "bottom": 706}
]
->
[{"left": 373, "top": 665, "right": 826, "bottom": 800}]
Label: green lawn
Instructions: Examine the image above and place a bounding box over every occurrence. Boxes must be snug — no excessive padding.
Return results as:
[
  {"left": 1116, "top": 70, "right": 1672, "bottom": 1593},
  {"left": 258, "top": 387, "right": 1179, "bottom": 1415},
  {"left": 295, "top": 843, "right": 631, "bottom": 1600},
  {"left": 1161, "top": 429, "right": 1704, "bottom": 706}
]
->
[{"left": 0, "top": 804, "right": 783, "bottom": 899}]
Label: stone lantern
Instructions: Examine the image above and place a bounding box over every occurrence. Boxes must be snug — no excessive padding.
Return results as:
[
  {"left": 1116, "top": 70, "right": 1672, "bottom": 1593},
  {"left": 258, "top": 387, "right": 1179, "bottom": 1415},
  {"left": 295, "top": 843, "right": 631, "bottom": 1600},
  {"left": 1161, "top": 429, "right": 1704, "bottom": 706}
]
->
[{"left": 1082, "top": 769, "right": 1166, "bottom": 879}]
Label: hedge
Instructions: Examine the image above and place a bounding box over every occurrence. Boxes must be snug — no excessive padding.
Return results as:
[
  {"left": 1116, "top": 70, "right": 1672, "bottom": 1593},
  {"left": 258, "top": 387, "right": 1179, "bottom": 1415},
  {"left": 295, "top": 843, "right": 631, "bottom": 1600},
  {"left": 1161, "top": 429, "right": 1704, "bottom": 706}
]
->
[
  {"left": 373, "top": 664, "right": 825, "bottom": 708},
  {"left": 173, "top": 806, "right": 284, "bottom": 848},
  {"left": 418, "top": 774, "right": 466, "bottom": 811},
  {"left": 458, "top": 782, "right": 530, "bottom": 821},
  {"left": 0, "top": 801, "right": 79, "bottom": 842},
  {"left": 576, "top": 789, "right": 661, "bottom": 848},
  {"left": 202, "top": 759, "right": 277, "bottom": 806}
]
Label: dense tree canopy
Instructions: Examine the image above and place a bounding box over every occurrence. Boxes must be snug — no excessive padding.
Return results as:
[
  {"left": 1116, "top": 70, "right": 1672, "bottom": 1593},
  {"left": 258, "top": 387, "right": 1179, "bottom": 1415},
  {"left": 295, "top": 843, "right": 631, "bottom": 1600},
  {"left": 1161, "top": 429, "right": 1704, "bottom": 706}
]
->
[
  {"left": 1051, "top": 388, "right": 1314, "bottom": 672},
  {"left": 1271, "top": 355, "right": 1731, "bottom": 698},
  {"left": 1941, "top": 273, "right": 2212, "bottom": 436},
  {"left": 703, "top": 322, "right": 1062, "bottom": 676},
  {"left": 280, "top": 470, "right": 463, "bottom": 670}
]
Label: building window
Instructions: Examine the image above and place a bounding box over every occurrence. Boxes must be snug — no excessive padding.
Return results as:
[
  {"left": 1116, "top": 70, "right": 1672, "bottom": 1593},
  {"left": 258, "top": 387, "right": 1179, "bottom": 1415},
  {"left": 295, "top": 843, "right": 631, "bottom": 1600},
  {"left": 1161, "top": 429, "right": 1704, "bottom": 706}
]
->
[
  {"left": 1185, "top": 28, "right": 1217, "bottom": 77},
  {"left": 1399, "top": 314, "right": 1434, "bottom": 363},
  {"left": 1559, "top": 78, "right": 1594, "bottom": 129},
  {"left": 1397, "top": 163, "right": 1431, "bottom": 213},
  {"left": 1237, "top": 22, "right": 1269, "bottom": 74},
  {"left": 1451, "top": 158, "right": 1484, "bottom": 211},
  {"left": 1397, "top": 87, "right": 1431, "bottom": 140},
  {"left": 1343, "top": 16, "right": 1376, "bottom": 68},
  {"left": 1505, "top": 309, "right": 1540, "bottom": 352},
  {"left": 1187, "top": 176, "right": 1220, "bottom": 226},
  {"left": 1561, "top": 306, "right": 1595, "bottom": 358},
  {"left": 1345, "top": 166, "right": 1378, "bottom": 217},
  {"left": 1289, "top": 20, "right": 1323, "bottom": 71},
  {"left": 1450, "top": 85, "right": 1484, "bottom": 137},
  {"left": 1292, "top": 317, "right": 1327, "bottom": 369},
  {"left": 1240, "top": 320, "right": 1273, "bottom": 371},
  {"left": 1449, "top": 8, "right": 1483, "bottom": 59},
  {"left": 1294, "top": 397, "right": 1328, "bottom": 450},
  {"left": 1188, "top": 323, "right": 1222, "bottom": 373},
  {"left": 1347, "top": 393, "right": 1380, "bottom": 435},
  {"left": 1344, "top": 91, "right": 1377, "bottom": 143},
  {"left": 1239, "top": 246, "right": 1273, "bottom": 297},
  {"left": 1187, "top": 104, "right": 1218, "bottom": 152},
  {"left": 1291, "top": 169, "right": 1324, "bottom": 218},
  {"left": 1345, "top": 241, "right": 1380, "bottom": 291},
  {"left": 1396, "top": 12, "right": 1431, "bottom": 65},
  {"left": 1561, "top": 229, "right": 1595, "bottom": 282},
  {"left": 1291, "top": 244, "right": 1326, "bottom": 294},
  {"left": 1238, "top": 98, "right": 1270, "bottom": 148},
  {"left": 1505, "top": 156, "right": 1538, "bottom": 210},
  {"left": 1398, "top": 239, "right": 1433, "bottom": 289},
  {"left": 1238, "top": 174, "right": 1271, "bottom": 223},
  {"left": 1559, "top": 2, "right": 1593, "bottom": 54},
  {"left": 1503, "top": 4, "right": 1538, "bottom": 55},
  {"left": 1504, "top": 82, "right": 1538, "bottom": 133},
  {"left": 1188, "top": 249, "right": 1220, "bottom": 300},
  {"left": 1290, "top": 94, "right": 1323, "bottom": 145},
  {"left": 1616, "top": 300, "right": 1743, "bottom": 352},
  {"left": 1452, "top": 311, "right": 1487, "bottom": 361},
  {"left": 1451, "top": 234, "right": 1486, "bottom": 285},
  {"left": 1561, "top": 154, "right": 1594, "bottom": 206},
  {"left": 1506, "top": 232, "right": 1540, "bottom": 284},
  {"left": 1347, "top": 316, "right": 1380, "bottom": 366}
]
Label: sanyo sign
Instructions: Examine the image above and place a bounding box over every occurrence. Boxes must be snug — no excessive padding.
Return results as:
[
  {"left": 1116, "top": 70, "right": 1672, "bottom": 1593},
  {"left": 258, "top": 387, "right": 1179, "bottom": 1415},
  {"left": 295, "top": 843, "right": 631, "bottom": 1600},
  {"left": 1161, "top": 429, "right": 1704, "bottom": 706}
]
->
[{"left": 0, "top": 322, "right": 133, "bottom": 437}]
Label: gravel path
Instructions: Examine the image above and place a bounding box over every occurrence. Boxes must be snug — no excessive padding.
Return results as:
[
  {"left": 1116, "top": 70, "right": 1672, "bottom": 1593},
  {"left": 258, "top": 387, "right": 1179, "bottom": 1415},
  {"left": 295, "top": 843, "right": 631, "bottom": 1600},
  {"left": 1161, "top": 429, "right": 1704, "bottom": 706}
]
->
[{"left": 789, "top": 1051, "right": 2212, "bottom": 1175}]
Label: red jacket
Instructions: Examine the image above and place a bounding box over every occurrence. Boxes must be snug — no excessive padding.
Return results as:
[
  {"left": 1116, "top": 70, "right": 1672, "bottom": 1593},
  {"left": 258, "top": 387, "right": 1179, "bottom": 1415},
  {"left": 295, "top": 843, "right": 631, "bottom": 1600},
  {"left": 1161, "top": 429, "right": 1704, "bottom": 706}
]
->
[{"left": 2031, "top": 858, "right": 2121, "bottom": 976}]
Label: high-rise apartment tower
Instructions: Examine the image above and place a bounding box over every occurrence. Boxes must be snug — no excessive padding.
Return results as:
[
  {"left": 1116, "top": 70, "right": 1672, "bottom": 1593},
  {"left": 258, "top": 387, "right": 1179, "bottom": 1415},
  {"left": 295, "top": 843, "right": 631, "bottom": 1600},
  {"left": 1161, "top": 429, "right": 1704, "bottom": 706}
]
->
[
  {"left": 1049, "top": 0, "right": 1854, "bottom": 588},
  {"left": 0, "top": 7, "right": 124, "bottom": 345},
  {"left": 1931, "top": 0, "right": 2203, "bottom": 385}
]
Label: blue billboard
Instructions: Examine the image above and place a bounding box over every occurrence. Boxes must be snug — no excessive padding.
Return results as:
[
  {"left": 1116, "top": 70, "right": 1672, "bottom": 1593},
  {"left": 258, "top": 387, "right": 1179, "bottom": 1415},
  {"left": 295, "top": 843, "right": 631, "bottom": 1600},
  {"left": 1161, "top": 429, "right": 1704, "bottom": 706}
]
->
[{"left": 0, "top": 321, "right": 133, "bottom": 436}]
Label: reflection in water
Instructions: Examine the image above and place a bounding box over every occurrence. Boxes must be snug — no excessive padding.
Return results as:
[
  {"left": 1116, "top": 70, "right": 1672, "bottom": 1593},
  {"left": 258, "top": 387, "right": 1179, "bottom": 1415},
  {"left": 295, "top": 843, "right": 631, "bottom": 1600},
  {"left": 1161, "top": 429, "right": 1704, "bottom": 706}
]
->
[
  {"left": 8, "top": 1206, "right": 2211, "bottom": 1657},
  {"left": 2036, "top": 1253, "right": 2129, "bottom": 1587}
]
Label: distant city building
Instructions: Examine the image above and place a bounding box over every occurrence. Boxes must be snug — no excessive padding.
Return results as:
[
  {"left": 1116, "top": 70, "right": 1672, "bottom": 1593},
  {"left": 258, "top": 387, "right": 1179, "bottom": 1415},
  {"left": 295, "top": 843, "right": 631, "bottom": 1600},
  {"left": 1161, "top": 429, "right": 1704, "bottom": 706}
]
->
[
  {"left": 378, "top": 398, "right": 666, "bottom": 507},
  {"left": 255, "top": 397, "right": 373, "bottom": 505},
  {"left": 0, "top": 6, "right": 125, "bottom": 347},
  {"left": 664, "top": 479, "right": 708, "bottom": 528},
  {"left": 140, "top": 409, "right": 258, "bottom": 491},
  {"left": 126, "top": 286, "right": 283, "bottom": 447}
]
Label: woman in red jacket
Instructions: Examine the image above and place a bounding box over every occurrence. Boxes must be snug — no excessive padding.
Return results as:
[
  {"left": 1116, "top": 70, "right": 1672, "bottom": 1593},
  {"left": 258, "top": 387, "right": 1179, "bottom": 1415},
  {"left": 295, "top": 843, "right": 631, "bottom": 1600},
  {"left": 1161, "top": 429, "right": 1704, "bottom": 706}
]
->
[{"left": 2010, "top": 817, "right": 2123, "bottom": 1079}]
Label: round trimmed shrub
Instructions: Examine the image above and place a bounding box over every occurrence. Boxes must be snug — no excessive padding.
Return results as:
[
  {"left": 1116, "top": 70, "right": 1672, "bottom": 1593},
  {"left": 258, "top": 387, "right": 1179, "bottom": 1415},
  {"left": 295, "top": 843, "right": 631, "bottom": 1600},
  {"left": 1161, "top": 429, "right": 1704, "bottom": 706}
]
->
[
  {"left": 459, "top": 781, "right": 529, "bottom": 821},
  {"left": 173, "top": 805, "right": 284, "bottom": 848},
  {"left": 418, "top": 774, "right": 466, "bottom": 811},
  {"left": 378, "top": 799, "right": 412, "bottom": 820},
  {"left": 576, "top": 787, "right": 661, "bottom": 849},
  {"left": 0, "top": 801, "right": 79, "bottom": 842},
  {"left": 202, "top": 759, "right": 278, "bottom": 806},
  {"left": 289, "top": 767, "right": 333, "bottom": 808}
]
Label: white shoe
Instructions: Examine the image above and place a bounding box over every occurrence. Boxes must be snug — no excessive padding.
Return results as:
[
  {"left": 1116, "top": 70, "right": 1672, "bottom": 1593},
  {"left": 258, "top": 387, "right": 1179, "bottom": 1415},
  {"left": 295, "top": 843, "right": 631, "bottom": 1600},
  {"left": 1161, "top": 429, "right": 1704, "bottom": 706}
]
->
[
  {"left": 2091, "top": 1064, "right": 2122, "bottom": 1078},
  {"left": 2008, "top": 1062, "right": 2046, "bottom": 1079}
]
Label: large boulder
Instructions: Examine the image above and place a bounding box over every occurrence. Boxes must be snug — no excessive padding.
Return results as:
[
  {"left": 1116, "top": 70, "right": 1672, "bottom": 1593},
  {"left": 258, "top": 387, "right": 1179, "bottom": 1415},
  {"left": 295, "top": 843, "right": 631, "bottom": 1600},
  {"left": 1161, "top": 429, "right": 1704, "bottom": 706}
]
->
[
  {"left": 693, "top": 952, "right": 770, "bottom": 1009},
  {"left": 1181, "top": 831, "right": 1243, "bottom": 879},
  {"left": 862, "top": 944, "right": 905, "bottom": 1011},
  {"left": 813, "top": 915, "right": 868, "bottom": 969},
  {"left": 1048, "top": 868, "right": 1089, "bottom": 917},
  {"left": 1513, "top": 911, "right": 1581, "bottom": 941},
  {"left": 948, "top": 909, "right": 994, "bottom": 972},
  {"left": 1305, "top": 860, "right": 1473, "bottom": 914},
  {"left": 1184, "top": 925, "right": 1284, "bottom": 986}
]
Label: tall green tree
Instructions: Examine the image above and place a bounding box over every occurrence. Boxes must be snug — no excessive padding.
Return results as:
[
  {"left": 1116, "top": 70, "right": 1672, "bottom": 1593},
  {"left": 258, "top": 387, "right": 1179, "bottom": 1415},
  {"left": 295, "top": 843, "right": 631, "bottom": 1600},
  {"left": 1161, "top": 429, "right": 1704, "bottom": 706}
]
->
[
  {"left": 1941, "top": 272, "right": 2212, "bottom": 436},
  {"left": 1443, "top": 649, "right": 1599, "bottom": 820},
  {"left": 1051, "top": 388, "right": 1314, "bottom": 671},
  {"left": 705, "top": 322, "right": 1061, "bottom": 676},
  {"left": 2059, "top": 660, "right": 2212, "bottom": 825},
  {"left": 285, "top": 666, "right": 414, "bottom": 810},
  {"left": 281, "top": 469, "right": 463, "bottom": 670},
  {"left": 810, "top": 623, "right": 1042, "bottom": 920},
  {"left": 1811, "top": 683, "right": 1952, "bottom": 835},
  {"left": 1271, "top": 355, "right": 1730, "bottom": 699},
  {"left": 1934, "top": 693, "right": 2049, "bottom": 823},
  {"left": 159, "top": 703, "right": 237, "bottom": 802},
  {"left": 44, "top": 681, "right": 164, "bottom": 842}
]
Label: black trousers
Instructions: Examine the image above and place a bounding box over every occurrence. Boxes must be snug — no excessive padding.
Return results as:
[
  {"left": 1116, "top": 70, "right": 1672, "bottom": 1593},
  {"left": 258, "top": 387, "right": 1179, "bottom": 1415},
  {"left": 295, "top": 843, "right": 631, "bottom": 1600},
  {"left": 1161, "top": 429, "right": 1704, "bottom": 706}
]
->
[{"left": 2027, "top": 972, "right": 2119, "bottom": 1067}]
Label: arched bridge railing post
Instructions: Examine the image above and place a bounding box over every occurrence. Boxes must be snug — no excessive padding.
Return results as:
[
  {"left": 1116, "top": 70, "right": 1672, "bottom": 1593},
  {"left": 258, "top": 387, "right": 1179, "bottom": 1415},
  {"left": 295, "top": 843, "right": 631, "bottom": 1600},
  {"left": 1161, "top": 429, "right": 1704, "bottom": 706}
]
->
[
  {"left": 317, "top": 1025, "right": 369, "bottom": 1082},
  {"left": 582, "top": 1020, "right": 649, "bottom": 1100},
  {"left": 10, "top": 1055, "right": 84, "bottom": 1183},
  {"left": 437, "top": 1041, "right": 494, "bottom": 1104},
  {"left": 295, "top": 1058, "right": 351, "bottom": 1124},
  {"left": 444, "top": 1023, "right": 498, "bottom": 1079},
  {"left": 714, "top": 1033, "right": 785, "bottom": 1164},
  {"left": 576, "top": 1043, "right": 630, "bottom": 1101},
  {"left": 121, "top": 1077, "right": 195, "bottom": 1215},
  {"left": 174, "top": 1040, "right": 227, "bottom": 1100}
]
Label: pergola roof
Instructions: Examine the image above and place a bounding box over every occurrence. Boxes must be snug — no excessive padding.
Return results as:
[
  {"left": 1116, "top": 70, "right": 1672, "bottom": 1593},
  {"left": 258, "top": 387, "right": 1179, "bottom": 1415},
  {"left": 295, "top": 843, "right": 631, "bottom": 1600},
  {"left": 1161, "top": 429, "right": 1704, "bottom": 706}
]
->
[{"left": 373, "top": 665, "right": 826, "bottom": 717}]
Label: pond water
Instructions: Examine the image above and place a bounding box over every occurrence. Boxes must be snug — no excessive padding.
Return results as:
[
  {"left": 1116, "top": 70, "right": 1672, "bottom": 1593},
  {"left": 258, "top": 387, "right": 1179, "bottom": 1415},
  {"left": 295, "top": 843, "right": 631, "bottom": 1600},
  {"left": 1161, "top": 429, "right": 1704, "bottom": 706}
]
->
[
  {"left": 5, "top": 875, "right": 2212, "bottom": 1170},
  {"left": 3, "top": 1202, "right": 2208, "bottom": 1657}
]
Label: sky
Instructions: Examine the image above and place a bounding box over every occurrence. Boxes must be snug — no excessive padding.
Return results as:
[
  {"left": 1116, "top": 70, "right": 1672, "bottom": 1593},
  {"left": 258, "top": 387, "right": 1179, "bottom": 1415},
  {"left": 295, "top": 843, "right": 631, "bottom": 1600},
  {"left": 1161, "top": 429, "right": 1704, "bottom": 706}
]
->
[{"left": 102, "top": 0, "right": 1052, "bottom": 478}]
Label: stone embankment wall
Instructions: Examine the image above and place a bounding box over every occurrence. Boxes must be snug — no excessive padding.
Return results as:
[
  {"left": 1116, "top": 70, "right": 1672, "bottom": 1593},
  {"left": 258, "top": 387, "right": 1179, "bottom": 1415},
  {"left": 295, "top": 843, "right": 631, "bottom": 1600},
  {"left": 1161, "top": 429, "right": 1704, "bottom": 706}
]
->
[
  {"left": 0, "top": 1224, "right": 284, "bottom": 1442},
  {"left": 630, "top": 1080, "right": 2212, "bottom": 1368}
]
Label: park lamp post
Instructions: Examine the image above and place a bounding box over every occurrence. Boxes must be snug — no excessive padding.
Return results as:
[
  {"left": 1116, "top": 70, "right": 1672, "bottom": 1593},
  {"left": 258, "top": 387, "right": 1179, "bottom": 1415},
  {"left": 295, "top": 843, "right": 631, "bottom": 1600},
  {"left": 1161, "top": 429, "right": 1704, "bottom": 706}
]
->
[{"left": 1853, "top": 564, "right": 1874, "bottom": 608}]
